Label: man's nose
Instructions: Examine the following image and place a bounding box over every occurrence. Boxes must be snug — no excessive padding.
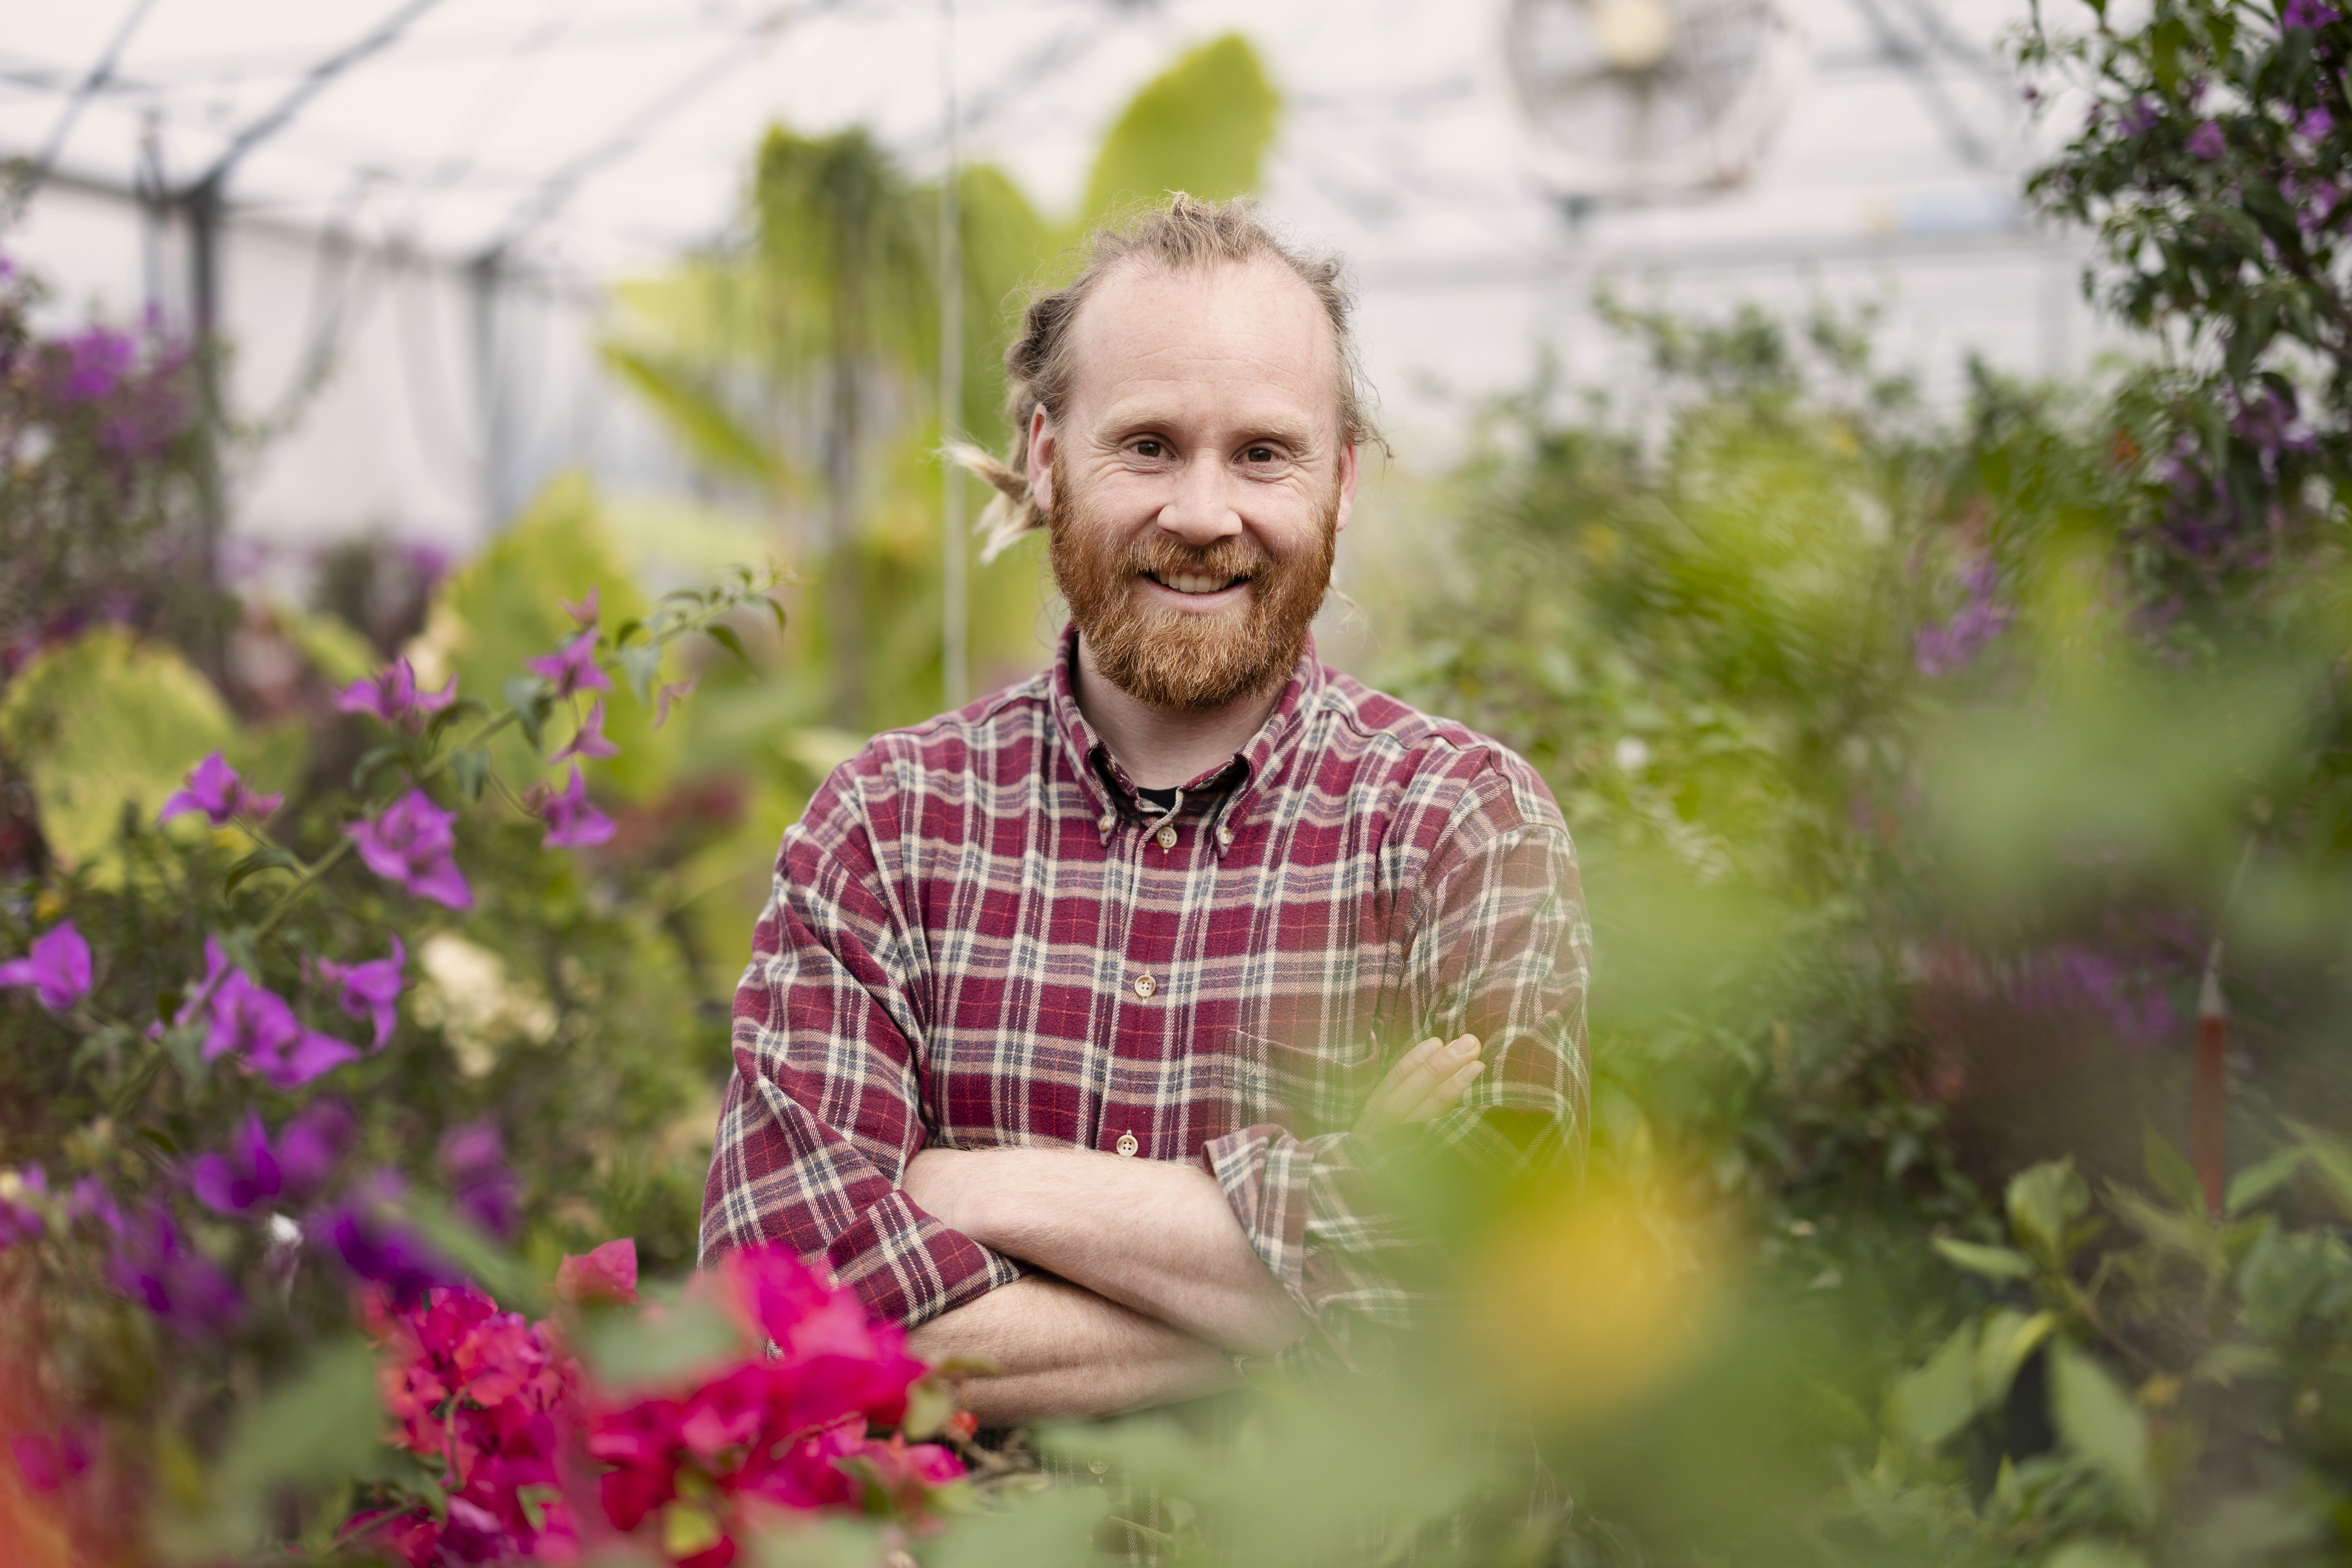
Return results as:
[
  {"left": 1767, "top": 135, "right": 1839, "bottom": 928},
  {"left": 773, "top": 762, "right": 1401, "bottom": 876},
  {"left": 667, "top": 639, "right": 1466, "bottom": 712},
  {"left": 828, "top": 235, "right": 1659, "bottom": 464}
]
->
[{"left": 1153, "top": 453, "right": 1245, "bottom": 548}]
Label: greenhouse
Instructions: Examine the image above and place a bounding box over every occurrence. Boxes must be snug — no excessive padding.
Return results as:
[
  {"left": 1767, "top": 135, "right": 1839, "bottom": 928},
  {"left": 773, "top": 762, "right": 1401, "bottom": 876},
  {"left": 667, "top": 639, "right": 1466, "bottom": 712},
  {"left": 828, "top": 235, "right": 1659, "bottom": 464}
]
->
[{"left": 3, "top": 0, "right": 2348, "bottom": 1563}]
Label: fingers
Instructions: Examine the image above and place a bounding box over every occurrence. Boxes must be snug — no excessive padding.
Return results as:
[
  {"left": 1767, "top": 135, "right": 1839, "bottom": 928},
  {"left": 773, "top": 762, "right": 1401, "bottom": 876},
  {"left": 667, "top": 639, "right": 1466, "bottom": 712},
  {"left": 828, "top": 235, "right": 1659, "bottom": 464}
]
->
[
  {"left": 1355, "top": 1033, "right": 1450, "bottom": 1133},
  {"left": 1400, "top": 1054, "right": 1485, "bottom": 1123}
]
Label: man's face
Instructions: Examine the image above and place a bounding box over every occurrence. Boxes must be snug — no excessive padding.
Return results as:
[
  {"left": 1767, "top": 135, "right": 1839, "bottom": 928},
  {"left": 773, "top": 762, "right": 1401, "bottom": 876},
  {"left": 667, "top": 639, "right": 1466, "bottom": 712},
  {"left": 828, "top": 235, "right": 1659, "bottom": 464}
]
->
[{"left": 1029, "top": 258, "right": 1359, "bottom": 713}]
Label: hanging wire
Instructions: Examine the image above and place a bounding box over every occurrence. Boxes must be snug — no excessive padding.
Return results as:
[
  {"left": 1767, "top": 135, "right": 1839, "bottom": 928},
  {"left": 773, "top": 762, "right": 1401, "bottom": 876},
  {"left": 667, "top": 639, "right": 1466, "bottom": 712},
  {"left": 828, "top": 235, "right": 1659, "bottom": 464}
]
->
[{"left": 939, "top": 0, "right": 969, "bottom": 708}]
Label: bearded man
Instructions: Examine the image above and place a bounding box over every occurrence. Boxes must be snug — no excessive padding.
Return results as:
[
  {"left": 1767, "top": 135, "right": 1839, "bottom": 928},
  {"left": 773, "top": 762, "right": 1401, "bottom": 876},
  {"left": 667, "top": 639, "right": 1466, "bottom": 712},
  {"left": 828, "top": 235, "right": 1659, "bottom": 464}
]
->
[{"left": 699, "top": 195, "right": 1589, "bottom": 1425}]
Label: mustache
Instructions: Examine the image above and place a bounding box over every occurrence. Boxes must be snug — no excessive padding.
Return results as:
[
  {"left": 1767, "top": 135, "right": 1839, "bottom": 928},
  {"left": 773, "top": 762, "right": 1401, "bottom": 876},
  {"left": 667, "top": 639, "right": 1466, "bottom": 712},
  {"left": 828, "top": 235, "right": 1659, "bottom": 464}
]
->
[{"left": 1120, "top": 534, "right": 1276, "bottom": 585}]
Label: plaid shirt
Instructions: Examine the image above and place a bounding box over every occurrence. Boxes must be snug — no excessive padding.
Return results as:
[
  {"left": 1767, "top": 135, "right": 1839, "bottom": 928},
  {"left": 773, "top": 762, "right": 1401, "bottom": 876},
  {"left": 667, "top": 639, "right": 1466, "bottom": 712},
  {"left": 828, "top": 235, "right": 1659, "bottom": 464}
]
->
[{"left": 699, "top": 627, "right": 1590, "bottom": 1365}]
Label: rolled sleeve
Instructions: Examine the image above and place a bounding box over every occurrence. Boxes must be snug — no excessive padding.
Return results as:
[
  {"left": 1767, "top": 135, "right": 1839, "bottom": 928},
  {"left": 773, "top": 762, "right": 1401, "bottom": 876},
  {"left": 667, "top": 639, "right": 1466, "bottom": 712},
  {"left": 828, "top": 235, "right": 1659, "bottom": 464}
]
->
[{"left": 699, "top": 795, "right": 1022, "bottom": 1328}]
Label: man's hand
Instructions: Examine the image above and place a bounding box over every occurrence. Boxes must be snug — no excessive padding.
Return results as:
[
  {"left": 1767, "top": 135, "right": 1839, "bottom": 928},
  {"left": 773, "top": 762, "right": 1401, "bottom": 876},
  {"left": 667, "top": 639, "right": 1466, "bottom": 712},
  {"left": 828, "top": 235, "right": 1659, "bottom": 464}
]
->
[
  {"left": 905, "top": 1276, "right": 1236, "bottom": 1425},
  {"left": 1356, "top": 1032, "right": 1483, "bottom": 1133}
]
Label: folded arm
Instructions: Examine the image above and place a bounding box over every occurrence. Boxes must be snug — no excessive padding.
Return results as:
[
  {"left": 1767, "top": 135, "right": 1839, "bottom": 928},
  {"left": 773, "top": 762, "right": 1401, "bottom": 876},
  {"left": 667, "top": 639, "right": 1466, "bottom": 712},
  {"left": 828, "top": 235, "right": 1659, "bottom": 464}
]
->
[{"left": 906, "top": 1276, "right": 1237, "bottom": 1424}]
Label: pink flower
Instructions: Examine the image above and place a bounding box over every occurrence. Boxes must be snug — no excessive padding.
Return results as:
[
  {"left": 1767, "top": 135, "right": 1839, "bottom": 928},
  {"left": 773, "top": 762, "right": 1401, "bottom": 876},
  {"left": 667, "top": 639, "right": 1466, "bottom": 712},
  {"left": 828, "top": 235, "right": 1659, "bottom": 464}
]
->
[
  {"left": 525, "top": 630, "right": 611, "bottom": 702},
  {"left": 347, "top": 790, "right": 472, "bottom": 909},
  {"left": 314, "top": 936, "right": 406, "bottom": 1050},
  {"left": 535, "top": 767, "right": 616, "bottom": 850},
  {"left": 0, "top": 921, "right": 92, "bottom": 1013},
  {"left": 2186, "top": 119, "right": 2227, "bottom": 159},
  {"left": 335, "top": 659, "right": 458, "bottom": 729},
  {"left": 556, "top": 1238, "right": 639, "bottom": 1307},
  {"left": 552, "top": 699, "right": 620, "bottom": 764},
  {"left": 654, "top": 677, "right": 699, "bottom": 731},
  {"left": 561, "top": 586, "right": 601, "bottom": 627},
  {"left": 158, "top": 752, "right": 283, "bottom": 826}
]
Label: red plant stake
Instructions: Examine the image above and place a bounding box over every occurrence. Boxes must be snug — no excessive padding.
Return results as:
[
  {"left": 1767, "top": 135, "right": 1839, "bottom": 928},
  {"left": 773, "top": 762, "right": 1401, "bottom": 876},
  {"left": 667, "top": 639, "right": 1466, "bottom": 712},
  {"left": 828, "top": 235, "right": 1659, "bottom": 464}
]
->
[{"left": 2191, "top": 943, "right": 2228, "bottom": 1218}]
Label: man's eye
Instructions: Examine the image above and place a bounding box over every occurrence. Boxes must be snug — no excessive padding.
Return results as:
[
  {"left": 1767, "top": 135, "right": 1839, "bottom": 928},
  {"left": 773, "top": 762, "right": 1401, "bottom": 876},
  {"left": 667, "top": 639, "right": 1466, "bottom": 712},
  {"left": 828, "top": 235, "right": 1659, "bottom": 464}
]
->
[
  {"left": 1133, "top": 440, "right": 1163, "bottom": 458},
  {"left": 1245, "top": 447, "right": 1276, "bottom": 463}
]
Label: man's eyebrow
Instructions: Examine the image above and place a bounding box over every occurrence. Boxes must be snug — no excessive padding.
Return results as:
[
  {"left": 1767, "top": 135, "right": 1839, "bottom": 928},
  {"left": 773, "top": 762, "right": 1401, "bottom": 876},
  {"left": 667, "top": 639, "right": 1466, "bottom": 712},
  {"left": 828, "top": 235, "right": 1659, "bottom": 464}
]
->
[{"left": 1094, "top": 409, "right": 1321, "bottom": 449}]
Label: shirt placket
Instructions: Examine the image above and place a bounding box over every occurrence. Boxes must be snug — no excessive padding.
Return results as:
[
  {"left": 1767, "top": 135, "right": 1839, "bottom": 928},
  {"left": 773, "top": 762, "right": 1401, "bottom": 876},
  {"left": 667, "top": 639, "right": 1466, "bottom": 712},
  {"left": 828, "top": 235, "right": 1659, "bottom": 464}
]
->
[{"left": 1096, "top": 797, "right": 1195, "bottom": 1163}]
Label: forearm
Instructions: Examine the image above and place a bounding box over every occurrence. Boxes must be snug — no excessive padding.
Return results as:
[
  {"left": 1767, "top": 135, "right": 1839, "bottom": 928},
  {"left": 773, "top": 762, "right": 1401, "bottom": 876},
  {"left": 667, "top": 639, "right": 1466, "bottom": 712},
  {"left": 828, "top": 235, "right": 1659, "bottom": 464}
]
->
[
  {"left": 906, "top": 1276, "right": 1235, "bottom": 1425},
  {"left": 927, "top": 1148, "right": 1308, "bottom": 1357}
]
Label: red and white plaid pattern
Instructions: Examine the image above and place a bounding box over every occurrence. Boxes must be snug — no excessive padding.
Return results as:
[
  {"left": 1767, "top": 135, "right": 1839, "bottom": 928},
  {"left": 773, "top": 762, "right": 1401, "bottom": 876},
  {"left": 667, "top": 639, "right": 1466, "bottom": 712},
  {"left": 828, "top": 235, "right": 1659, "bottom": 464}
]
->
[{"left": 699, "top": 627, "right": 1590, "bottom": 1362}]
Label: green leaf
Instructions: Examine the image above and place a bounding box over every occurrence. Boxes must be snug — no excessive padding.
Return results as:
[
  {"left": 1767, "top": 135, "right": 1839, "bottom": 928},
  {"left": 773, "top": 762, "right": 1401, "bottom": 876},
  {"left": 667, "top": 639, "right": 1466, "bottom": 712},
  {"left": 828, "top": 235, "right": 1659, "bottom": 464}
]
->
[
  {"left": 598, "top": 343, "right": 780, "bottom": 486},
  {"left": 901, "top": 1370, "right": 956, "bottom": 1440},
  {"left": 502, "top": 676, "right": 551, "bottom": 753},
  {"left": 2281, "top": 1119, "right": 2352, "bottom": 1218},
  {"left": 1974, "top": 1309, "right": 2060, "bottom": 1407},
  {"left": 162, "top": 1337, "right": 383, "bottom": 1557},
  {"left": 2008, "top": 1159, "right": 2091, "bottom": 1266},
  {"left": 575, "top": 1289, "right": 740, "bottom": 1390},
  {"left": 223, "top": 846, "right": 302, "bottom": 894},
  {"left": 424, "top": 697, "right": 489, "bottom": 749},
  {"left": 448, "top": 747, "right": 492, "bottom": 804},
  {"left": 705, "top": 622, "right": 754, "bottom": 671},
  {"left": 1932, "top": 1237, "right": 2035, "bottom": 1281},
  {"left": 2045, "top": 1543, "right": 2150, "bottom": 1568},
  {"left": 2191, "top": 1341, "right": 2277, "bottom": 1386},
  {"left": 1076, "top": 34, "right": 1279, "bottom": 232},
  {"left": 402, "top": 1197, "right": 544, "bottom": 1317},
  {"left": 1889, "top": 1320, "right": 1980, "bottom": 1450},
  {"left": 2142, "top": 1124, "right": 2203, "bottom": 1211},
  {"left": 619, "top": 643, "right": 663, "bottom": 704},
  {"left": 68, "top": 1024, "right": 132, "bottom": 1076},
  {"left": 350, "top": 740, "right": 406, "bottom": 793},
  {"left": 2050, "top": 1344, "right": 2151, "bottom": 1519}
]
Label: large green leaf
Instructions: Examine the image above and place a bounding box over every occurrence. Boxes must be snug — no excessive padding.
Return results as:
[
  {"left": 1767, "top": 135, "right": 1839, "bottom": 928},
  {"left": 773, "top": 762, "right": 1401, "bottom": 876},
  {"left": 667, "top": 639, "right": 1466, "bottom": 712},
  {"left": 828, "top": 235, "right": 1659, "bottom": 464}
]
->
[
  {"left": 159, "top": 1337, "right": 383, "bottom": 1560},
  {"left": 2050, "top": 1343, "right": 2152, "bottom": 1519},
  {"left": 599, "top": 342, "right": 782, "bottom": 486},
  {"left": 1075, "top": 34, "right": 1280, "bottom": 234},
  {"left": 0, "top": 628, "right": 235, "bottom": 871}
]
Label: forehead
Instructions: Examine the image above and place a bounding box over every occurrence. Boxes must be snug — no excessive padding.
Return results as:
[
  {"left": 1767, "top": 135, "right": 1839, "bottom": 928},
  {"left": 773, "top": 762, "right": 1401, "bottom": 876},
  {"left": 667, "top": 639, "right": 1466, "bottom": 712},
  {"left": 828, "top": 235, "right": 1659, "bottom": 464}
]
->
[{"left": 1061, "top": 257, "right": 1338, "bottom": 431}]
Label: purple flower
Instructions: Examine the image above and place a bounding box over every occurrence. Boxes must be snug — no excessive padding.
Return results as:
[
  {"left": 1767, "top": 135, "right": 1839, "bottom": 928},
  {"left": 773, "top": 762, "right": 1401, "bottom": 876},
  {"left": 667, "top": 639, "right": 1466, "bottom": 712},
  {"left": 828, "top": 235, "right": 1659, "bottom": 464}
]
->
[
  {"left": 276, "top": 1100, "right": 355, "bottom": 1201},
  {"left": 551, "top": 699, "right": 620, "bottom": 764},
  {"left": 0, "top": 922, "right": 92, "bottom": 1013},
  {"left": 561, "top": 586, "right": 601, "bottom": 627},
  {"left": 158, "top": 751, "right": 283, "bottom": 827},
  {"left": 2298, "top": 105, "right": 2335, "bottom": 140},
  {"left": 2121, "top": 96, "right": 2161, "bottom": 136},
  {"left": 202, "top": 966, "right": 360, "bottom": 1090},
  {"left": 2186, "top": 120, "right": 2228, "bottom": 159},
  {"left": 346, "top": 789, "right": 472, "bottom": 909},
  {"left": 190, "top": 1111, "right": 284, "bottom": 1216},
  {"left": 314, "top": 936, "right": 406, "bottom": 1051},
  {"left": 67, "top": 1178, "right": 123, "bottom": 1237},
  {"left": 439, "top": 1120, "right": 519, "bottom": 1241},
  {"left": 47, "top": 326, "right": 135, "bottom": 402},
  {"left": 2009, "top": 945, "right": 2178, "bottom": 1053},
  {"left": 333, "top": 659, "right": 457, "bottom": 729},
  {"left": 534, "top": 766, "right": 616, "bottom": 850},
  {"left": 1915, "top": 559, "right": 2014, "bottom": 677},
  {"left": 105, "top": 1205, "right": 241, "bottom": 1333},
  {"left": 314, "top": 1173, "right": 460, "bottom": 1304},
  {"left": 2284, "top": 0, "right": 2341, "bottom": 30},
  {"left": 523, "top": 630, "right": 611, "bottom": 702}
]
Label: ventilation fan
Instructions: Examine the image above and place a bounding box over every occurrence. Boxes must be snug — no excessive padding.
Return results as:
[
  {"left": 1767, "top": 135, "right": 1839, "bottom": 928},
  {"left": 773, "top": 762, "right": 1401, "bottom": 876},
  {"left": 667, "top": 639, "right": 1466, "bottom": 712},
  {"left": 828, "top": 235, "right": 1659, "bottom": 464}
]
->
[{"left": 1504, "top": 0, "right": 1807, "bottom": 200}]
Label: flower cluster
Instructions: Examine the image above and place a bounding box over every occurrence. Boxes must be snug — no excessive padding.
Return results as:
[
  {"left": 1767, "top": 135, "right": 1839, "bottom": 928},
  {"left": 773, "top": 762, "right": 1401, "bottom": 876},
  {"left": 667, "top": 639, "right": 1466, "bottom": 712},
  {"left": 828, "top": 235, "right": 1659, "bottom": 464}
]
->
[
  {"left": 1913, "top": 559, "right": 2013, "bottom": 677},
  {"left": 585, "top": 1247, "right": 964, "bottom": 1566},
  {"left": 353, "top": 1244, "right": 965, "bottom": 1568},
  {"left": 185, "top": 938, "right": 360, "bottom": 1090},
  {"left": 158, "top": 752, "right": 282, "bottom": 827}
]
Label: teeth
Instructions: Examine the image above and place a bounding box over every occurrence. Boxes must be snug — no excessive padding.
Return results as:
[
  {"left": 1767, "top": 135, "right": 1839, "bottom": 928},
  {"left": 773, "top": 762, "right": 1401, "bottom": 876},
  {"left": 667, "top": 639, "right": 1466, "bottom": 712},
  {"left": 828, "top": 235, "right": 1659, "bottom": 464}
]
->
[{"left": 1160, "top": 572, "right": 1238, "bottom": 594}]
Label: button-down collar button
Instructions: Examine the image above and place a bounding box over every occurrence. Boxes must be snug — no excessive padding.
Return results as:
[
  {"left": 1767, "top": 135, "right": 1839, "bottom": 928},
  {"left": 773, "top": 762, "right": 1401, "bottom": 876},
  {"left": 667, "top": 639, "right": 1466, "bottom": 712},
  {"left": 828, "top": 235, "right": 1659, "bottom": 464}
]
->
[
  {"left": 1115, "top": 1131, "right": 1139, "bottom": 1157},
  {"left": 1154, "top": 825, "right": 1177, "bottom": 850},
  {"left": 1216, "top": 825, "right": 1233, "bottom": 845},
  {"left": 1098, "top": 812, "right": 1114, "bottom": 831},
  {"left": 1133, "top": 973, "right": 1157, "bottom": 998}
]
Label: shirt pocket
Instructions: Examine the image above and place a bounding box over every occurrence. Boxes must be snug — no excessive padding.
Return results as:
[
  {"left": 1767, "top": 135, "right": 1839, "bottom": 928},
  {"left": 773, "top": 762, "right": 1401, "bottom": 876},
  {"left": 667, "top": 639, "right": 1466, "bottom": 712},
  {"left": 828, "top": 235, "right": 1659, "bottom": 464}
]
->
[{"left": 1233, "top": 1027, "right": 1383, "bottom": 1138}]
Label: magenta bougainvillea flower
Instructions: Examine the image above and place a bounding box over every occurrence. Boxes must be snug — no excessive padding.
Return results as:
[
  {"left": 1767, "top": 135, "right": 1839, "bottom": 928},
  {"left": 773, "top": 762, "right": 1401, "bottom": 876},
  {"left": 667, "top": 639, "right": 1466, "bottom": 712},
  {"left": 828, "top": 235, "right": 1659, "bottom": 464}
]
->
[
  {"left": 551, "top": 699, "right": 620, "bottom": 764},
  {"left": 199, "top": 954, "right": 360, "bottom": 1091},
  {"left": 2185, "top": 120, "right": 2227, "bottom": 159},
  {"left": 0, "top": 921, "right": 92, "bottom": 1013},
  {"left": 524, "top": 630, "right": 611, "bottom": 701},
  {"left": 555, "top": 1237, "right": 639, "bottom": 1307},
  {"left": 560, "top": 585, "right": 601, "bottom": 626},
  {"left": 536, "top": 767, "right": 616, "bottom": 850},
  {"left": 158, "top": 751, "right": 283, "bottom": 827},
  {"left": 346, "top": 790, "right": 472, "bottom": 909},
  {"left": 334, "top": 658, "right": 458, "bottom": 729},
  {"left": 315, "top": 936, "right": 406, "bottom": 1050},
  {"left": 105, "top": 1204, "right": 241, "bottom": 1334},
  {"left": 190, "top": 1111, "right": 284, "bottom": 1216},
  {"left": 276, "top": 1100, "right": 355, "bottom": 1199}
]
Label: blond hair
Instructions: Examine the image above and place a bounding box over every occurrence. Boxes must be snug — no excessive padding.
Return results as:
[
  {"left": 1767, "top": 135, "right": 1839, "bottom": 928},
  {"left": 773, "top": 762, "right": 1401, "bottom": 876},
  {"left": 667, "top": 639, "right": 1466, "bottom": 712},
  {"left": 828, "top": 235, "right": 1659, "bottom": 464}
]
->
[{"left": 948, "top": 192, "right": 1380, "bottom": 563}]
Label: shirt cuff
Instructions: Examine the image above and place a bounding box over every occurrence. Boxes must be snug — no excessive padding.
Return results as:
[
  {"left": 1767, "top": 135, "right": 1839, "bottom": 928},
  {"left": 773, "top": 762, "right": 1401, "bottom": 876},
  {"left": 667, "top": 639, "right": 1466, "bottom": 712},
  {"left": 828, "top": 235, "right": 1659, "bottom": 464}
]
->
[{"left": 821, "top": 1187, "right": 1023, "bottom": 1329}]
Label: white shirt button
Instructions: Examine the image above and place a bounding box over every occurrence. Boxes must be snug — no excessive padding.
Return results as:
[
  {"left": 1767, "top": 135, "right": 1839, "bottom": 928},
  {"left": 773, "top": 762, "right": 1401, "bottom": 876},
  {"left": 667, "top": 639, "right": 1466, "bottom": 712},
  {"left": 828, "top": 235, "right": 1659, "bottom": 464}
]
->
[
  {"left": 1115, "top": 1131, "right": 1139, "bottom": 1157},
  {"left": 1216, "top": 825, "right": 1233, "bottom": 844},
  {"left": 1098, "top": 813, "right": 1114, "bottom": 831},
  {"left": 1154, "top": 825, "right": 1177, "bottom": 850},
  {"left": 1133, "top": 973, "right": 1156, "bottom": 998}
]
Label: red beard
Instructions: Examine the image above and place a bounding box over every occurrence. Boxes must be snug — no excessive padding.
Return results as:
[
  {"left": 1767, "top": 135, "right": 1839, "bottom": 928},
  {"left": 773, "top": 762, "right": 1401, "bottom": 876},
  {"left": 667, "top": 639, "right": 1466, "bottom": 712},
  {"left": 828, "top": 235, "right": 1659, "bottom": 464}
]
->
[{"left": 1047, "top": 465, "right": 1338, "bottom": 713}]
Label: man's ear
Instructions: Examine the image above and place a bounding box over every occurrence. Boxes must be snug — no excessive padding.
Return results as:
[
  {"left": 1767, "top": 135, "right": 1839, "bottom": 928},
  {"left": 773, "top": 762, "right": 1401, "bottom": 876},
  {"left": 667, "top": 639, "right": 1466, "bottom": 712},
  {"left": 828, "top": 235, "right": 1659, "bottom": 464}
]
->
[
  {"left": 1027, "top": 408, "right": 1057, "bottom": 515},
  {"left": 1334, "top": 442, "right": 1361, "bottom": 535}
]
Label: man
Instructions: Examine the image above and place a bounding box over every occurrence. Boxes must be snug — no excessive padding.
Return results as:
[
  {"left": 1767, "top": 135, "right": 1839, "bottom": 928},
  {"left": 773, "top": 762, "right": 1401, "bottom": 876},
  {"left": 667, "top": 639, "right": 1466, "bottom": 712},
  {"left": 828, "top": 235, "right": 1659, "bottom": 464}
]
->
[{"left": 699, "top": 195, "right": 1588, "bottom": 1426}]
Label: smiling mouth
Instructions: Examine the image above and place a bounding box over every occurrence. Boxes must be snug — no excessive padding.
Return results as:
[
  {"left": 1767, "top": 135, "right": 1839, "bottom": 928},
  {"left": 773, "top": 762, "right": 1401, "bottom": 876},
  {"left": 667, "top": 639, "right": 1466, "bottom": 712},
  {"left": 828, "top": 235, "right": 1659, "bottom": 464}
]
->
[{"left": 1143, "top": 570, "right": 1249, "bottom": 596}]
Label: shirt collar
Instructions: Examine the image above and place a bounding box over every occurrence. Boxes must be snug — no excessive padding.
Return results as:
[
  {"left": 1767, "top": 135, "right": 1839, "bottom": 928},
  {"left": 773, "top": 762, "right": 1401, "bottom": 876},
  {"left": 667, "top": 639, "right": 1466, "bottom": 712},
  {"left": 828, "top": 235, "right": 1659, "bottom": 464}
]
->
[{"left": 1048, "top": 623, "right": 1326, "bottom": 853}]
